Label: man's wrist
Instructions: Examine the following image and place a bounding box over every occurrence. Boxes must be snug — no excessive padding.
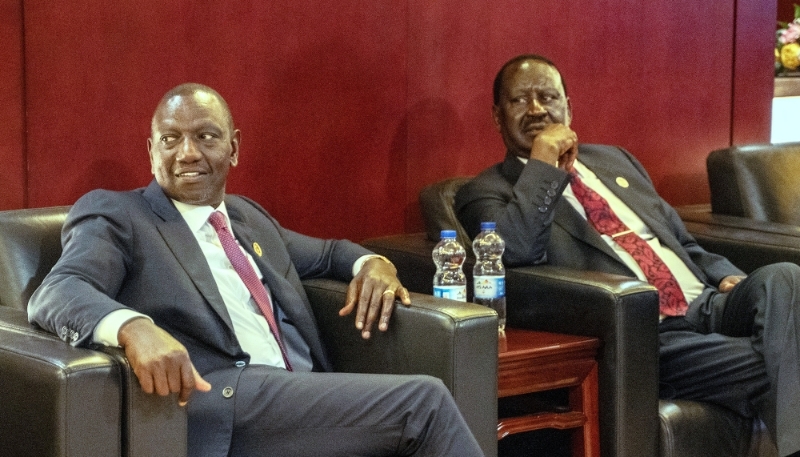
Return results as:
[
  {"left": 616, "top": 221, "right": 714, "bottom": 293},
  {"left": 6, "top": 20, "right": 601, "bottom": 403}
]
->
[
  {"left": 352, "top": 254, "right": 394, "bottom": 276},
  {"left": 117, "top": 316, "right": 154, "bottom": 348},
  {"left": 93, "top": 309, "right": 152, "bottom": 347}
]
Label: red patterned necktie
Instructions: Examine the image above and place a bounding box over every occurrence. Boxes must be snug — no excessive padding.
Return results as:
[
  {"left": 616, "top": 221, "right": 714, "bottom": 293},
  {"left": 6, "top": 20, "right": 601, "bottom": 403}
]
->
[
  {"left": 208, "top": 211, "right": 293, "bottom": 370},
  {"left": 569, "top": 173, "right": 688, "bottom": 317}
]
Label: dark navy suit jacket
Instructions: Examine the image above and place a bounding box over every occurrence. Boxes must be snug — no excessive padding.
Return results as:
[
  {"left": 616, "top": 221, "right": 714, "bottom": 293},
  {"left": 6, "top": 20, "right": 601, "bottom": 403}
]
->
[
  {"left": 28, "top": 179, "right": 372, "bottom": 454},
  {"left": 455, "top": 144, "right": 743, "bottom": 288}
]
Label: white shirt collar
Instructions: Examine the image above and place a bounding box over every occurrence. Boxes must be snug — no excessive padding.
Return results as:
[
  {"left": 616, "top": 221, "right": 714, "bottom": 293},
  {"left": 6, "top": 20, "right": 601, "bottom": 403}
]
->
[{"left": 172, "top": 199, "right": 231, "bottom": 234}]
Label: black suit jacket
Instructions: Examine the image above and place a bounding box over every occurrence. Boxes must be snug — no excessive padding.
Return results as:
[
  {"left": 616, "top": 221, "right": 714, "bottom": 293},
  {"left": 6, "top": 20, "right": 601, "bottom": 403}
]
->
[{"left": 454, "top": 144, "right": 743, "bottom": 288}]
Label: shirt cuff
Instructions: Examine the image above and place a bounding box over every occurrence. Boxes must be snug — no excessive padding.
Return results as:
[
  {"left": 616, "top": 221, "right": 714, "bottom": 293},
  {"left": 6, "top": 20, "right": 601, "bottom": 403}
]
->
[
  {"left": 92, "top": 309, "right": 153, "bottom": 347},
  {"left": 352, "top": 254, "right": 393, "bottom": 276}
]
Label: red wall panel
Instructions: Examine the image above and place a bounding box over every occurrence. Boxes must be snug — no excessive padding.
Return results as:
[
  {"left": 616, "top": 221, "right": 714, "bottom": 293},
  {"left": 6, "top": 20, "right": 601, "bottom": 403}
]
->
[
  {"left": 23, "top": 1, "right": 408, "bottom": 239},
  {"left": 732, "top": 0, "right": 778, "bottom": 144},
  {"left": 0, "top": 0, "right": 26, "bottom": 209},
  {"left": 406, "top": 1, "right": 737, "bottom": 211},
  {"left": 12, "top": 0, "right": 775, "bottom": 240}
]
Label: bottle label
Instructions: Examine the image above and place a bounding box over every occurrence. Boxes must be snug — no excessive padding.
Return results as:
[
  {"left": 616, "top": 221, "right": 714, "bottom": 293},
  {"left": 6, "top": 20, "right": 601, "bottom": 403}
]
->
[
  {"left": 433, "top": 285, "right": 467, "bottom": 302},
  {"left": 473, "top": 276, "right": 505, "bottom": 299}
]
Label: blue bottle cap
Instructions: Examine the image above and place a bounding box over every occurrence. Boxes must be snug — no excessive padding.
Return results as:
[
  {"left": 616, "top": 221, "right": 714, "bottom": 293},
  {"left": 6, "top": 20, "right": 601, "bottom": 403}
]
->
[
  {"left": 480, "top": 221, "right": 496, "bottom": 230},
  {"left": 441, "top": 229, "right": 457, "bottom": 239}
]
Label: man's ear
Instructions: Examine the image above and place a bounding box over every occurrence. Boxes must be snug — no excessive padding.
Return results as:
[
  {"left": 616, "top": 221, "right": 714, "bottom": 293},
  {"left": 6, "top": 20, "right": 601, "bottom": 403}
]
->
[
  {"left": 229, "top": 129, "right": 241, "bottom": 167},
  {"left": 491, "top": 105, "right": 503, "bottom": 132},
  {"left": 147, "top": 138, "right": 156, "bottom": 175}
]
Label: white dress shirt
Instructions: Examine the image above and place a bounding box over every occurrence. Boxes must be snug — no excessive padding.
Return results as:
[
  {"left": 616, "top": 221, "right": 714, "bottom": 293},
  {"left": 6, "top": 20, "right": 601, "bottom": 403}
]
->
[{"left": 175, "top": 202, "right": 287, "bottom": 367}]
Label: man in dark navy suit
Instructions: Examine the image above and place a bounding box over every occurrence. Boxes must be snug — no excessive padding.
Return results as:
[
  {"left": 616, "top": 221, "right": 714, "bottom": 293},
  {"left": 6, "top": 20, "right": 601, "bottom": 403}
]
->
[
  {"left": 30, "top": 83, "right": 483, "bottom": 457},
  {"left": 456, "top": 54, "right": 800, "bottom": 457}
]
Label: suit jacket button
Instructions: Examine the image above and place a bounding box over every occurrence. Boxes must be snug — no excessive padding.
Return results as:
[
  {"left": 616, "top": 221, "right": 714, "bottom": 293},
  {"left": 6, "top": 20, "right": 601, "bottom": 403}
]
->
[
  {"left": 222, "top": 387, "right": 234, "bottom": 398},
  {"left": 235, "top": 361, "right": 246, "bottom": 368}
]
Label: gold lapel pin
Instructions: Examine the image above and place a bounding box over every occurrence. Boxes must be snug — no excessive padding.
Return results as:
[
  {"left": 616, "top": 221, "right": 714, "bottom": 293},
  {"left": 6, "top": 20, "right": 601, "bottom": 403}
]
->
[
  {"left": 616, "top": 177, "right": 630, "bottom": 188},
  {"left": 253, "top": 242, "right": 263, "bottom": 257}
]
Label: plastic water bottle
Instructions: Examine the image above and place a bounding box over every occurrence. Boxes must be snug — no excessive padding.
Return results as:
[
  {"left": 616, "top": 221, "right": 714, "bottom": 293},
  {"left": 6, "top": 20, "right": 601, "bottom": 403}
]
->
[
  {"left": 472, "top": 221, "right": 506, "bottom": 332},
  {"left": 432, "top": 230, "right": 467, "bottom": 302}
]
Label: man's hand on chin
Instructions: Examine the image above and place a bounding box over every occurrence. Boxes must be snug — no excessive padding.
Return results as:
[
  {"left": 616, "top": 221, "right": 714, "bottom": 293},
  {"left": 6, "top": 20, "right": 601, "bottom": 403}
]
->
[{"left": 529, "top": 124, "right": 578, "bottom": 172}]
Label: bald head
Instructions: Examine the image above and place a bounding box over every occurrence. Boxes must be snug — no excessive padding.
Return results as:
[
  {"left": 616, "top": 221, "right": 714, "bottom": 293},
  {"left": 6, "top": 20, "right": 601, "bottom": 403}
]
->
[
  {"left": 493, "top": 54, "right": 567, "bottom": 106},
  {"left": 152, "top": 83, "right": 234, "bottom": 136}
]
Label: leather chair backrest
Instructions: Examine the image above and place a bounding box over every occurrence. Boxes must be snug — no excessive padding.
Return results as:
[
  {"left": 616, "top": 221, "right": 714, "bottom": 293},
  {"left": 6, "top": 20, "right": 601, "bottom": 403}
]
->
[
  {"left": 708, "top": 142, "right": 800, "bottom": 224},
  {"left": 419, "top": 177, "right": 473, "bottom": 253},
  {"left": 0, "top": 206, "right": 70, "bottom": 310}
]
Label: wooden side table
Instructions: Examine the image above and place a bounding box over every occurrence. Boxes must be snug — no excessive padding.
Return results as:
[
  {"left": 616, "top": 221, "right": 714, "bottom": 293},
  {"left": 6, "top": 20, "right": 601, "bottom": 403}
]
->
[{"left": 497, "top": 328, "right": 601, "bottom": 457}]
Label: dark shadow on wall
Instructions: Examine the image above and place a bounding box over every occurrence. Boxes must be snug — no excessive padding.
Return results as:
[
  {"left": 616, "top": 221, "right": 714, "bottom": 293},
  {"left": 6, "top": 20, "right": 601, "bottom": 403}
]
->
[{"left": 389, "top": 97, "right": 465, "bottom": 233}]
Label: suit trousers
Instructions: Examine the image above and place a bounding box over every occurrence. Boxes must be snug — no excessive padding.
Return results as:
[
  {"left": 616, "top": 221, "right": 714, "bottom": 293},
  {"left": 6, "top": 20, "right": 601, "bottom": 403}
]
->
[
  {"left": 187, "top": 366, "right": 483, "bottom": 457},
  {"left": 658, "top": 262, "right": 800, "bottom": 456}
]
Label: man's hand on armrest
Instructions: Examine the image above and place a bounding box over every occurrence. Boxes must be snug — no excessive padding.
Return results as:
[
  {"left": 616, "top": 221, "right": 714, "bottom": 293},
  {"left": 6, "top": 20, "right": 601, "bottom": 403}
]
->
[
  {"left": 340, "top": 256, "right": 412, "bottom": 340},
  {"left": 118, "top": 317, "right": 211, "bottom": 406}
]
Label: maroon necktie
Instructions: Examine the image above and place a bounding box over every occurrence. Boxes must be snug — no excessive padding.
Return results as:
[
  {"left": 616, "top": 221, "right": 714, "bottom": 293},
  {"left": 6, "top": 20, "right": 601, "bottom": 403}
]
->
[
  {"left": 208, "top": 211, "right": 293, "bottom": 370},
  {"left": 569, "top": 173, "right": 688, "bottom": 317}
]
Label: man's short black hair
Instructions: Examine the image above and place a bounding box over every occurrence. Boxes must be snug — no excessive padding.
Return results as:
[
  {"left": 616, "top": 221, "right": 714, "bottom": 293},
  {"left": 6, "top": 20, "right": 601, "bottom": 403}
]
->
[{"left": 492, "top": 54, "right": 568, "bottom": 105}]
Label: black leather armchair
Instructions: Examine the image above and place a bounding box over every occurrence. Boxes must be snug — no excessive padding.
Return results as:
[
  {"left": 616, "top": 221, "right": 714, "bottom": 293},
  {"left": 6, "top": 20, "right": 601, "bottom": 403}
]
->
[
  {"left": 0, "top": 206, "right": 499, "bottom": 457},
  {"left": 362, "top": 177, "right": 777, "bottom": 457},
  {"left": 678, "top": 142, "right": 800, "bottom": 273},
  {"left": 671, "top": 143, "right": 800, "bottom": 457}
]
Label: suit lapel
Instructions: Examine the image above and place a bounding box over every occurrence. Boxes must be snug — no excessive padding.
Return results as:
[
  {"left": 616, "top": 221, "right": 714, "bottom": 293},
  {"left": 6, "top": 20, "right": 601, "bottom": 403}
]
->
[
  {"left": 225, "top": 197, "right": 325, "bottom": 363},
  {"left": 225, "top": 199, "right": 292, "bottom": 294},
  {"left": 582, "top": 155, "right": 661, "bottom": 221},
  {"left": 142, "top": 181, "right": 235, "bottom": 331},
  {"left": 553, "top": 202, "right": 622, "bottom": 261}
]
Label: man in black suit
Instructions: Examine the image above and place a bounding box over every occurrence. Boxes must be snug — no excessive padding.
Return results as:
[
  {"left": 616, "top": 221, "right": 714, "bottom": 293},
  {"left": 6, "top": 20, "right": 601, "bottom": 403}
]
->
[
  {"left": 29, "top": 83, "right": 483, "bottom": 457},
  {"left": 455, "top": 54, "right": 800, "bottom": 457}
]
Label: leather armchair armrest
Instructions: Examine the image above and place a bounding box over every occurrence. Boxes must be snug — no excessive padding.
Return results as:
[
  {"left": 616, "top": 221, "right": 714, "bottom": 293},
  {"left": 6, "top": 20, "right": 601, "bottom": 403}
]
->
[
  {"left": 659, "top": 399, "right": 758, "bottom": 457},
  {"left": 0, "top": 306, "right": 122, "bottom": 457},
  {"left": 503, "top": 265, "right": 661, "bottom": 457},
  {"left": 677, "top": 203, "right": 800, "bottom": 273},
  {"left": 0, "top": 307, "right": 187, "bottom": 457},
  {"left": 100, "top": 348, "right": 188, "bottom": 457},
  {"left": 302, "top": 278, "right": 499, "bottom": 457}
]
